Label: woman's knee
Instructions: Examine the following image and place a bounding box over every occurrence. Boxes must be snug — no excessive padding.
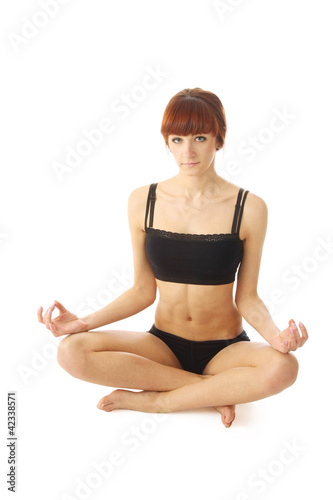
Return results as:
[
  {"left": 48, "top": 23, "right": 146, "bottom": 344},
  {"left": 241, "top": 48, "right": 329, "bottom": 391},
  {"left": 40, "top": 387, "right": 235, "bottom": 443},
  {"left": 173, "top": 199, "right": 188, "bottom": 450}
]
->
[
  {"left": 57, "top": 332, "right": 92, "bottom": 375},
  {"left": 265, "top": 350, "right": 299, "bottom": 394}
]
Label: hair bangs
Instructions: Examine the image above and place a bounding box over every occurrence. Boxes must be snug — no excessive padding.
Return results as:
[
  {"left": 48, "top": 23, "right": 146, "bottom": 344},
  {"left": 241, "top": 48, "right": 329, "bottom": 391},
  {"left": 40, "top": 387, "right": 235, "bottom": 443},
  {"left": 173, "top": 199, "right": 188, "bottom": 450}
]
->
[{"left": 162, "top": 97, "right": 218, "bottom": 139}]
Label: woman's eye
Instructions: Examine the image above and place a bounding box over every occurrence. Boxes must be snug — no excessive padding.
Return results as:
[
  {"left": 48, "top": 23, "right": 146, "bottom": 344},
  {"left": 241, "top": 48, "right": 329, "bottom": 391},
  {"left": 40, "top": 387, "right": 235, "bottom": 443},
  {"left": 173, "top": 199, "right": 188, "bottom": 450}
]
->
[{"left": 171, "top": 136, "right": 206, "bottom": 144}]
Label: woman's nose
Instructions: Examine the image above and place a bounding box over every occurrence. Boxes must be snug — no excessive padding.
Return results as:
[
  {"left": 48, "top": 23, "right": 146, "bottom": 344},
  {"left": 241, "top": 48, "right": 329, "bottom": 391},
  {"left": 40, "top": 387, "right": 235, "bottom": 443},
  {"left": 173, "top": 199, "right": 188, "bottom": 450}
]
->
[{"left": 182, "top": 141, "right": 196, "bottom": 157}]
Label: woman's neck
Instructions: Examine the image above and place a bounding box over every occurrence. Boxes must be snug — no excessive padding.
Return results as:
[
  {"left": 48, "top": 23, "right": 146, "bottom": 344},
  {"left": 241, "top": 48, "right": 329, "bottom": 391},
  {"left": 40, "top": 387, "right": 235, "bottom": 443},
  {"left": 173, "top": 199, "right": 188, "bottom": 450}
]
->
[{"left": 170, "top": 169, "right": 228, "bottom": 199}]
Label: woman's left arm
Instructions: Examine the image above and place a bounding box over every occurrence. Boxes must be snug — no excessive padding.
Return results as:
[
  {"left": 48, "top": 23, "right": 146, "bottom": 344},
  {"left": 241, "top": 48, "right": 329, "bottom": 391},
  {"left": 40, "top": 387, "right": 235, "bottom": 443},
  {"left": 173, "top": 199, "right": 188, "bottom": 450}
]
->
[{"left": 235, "top": 193, "right": 308, "bottom": 353}]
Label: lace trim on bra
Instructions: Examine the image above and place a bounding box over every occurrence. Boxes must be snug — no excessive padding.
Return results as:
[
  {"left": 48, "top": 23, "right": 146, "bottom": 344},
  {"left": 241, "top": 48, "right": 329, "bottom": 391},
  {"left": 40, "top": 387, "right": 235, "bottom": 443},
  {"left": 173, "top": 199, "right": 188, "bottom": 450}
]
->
[{"left": 146, "top": 227, "right": 242, "bottom": 242}]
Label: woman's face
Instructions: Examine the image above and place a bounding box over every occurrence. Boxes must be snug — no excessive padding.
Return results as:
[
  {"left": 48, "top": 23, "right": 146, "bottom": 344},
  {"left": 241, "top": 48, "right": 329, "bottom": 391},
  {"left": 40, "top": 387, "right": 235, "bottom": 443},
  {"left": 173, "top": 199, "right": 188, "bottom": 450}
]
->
[{"left": 167, "top": 132, "right": 220, "bottom": 175}]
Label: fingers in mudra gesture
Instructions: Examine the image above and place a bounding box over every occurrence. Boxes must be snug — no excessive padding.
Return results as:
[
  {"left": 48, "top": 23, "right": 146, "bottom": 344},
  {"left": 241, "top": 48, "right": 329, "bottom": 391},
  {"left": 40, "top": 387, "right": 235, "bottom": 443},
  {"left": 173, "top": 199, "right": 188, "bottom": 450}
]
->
[
  {"left": 37, "top": 300, "right": 88, "bottom": 337},
  {"left": 271, "top": 319, "right": 309, "bottom": 353}
]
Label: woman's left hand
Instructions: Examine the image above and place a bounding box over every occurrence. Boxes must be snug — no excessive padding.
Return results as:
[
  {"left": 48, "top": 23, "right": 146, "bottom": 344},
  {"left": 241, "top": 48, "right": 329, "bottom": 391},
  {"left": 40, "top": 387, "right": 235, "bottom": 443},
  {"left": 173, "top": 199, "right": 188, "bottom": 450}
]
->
[{"left": 270, "top": 319, "right": 309, "bottom": 353}]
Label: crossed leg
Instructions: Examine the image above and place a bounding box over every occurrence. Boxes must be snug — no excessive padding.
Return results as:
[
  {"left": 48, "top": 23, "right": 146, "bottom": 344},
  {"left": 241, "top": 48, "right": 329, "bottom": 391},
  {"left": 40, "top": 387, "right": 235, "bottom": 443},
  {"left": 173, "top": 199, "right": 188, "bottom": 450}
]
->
[
  {"left": 57, "top": 328, "right": 203, "bottom": 390},
  {"left": 57, "top": 330, "right": 298, "bottom": 427},
  {"left": 96, "top": 341, "right": 299, "bottom": 426},
  {"left": 57, "top": 328, "right": 237, "bottom": 426}
]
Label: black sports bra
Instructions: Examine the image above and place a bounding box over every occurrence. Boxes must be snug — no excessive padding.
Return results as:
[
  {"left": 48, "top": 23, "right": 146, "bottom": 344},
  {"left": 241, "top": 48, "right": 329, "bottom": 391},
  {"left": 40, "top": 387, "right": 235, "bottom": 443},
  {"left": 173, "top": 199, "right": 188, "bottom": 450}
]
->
[{"left": 145, "top": 183, "right": 249, "bottom": 285}]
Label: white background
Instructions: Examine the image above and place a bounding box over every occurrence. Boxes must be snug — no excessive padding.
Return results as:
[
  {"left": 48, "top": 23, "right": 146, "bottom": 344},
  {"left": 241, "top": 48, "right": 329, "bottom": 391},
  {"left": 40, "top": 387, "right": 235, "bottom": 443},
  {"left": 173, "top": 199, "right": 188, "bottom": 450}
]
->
[{"left": 1, "top": 0, "right": 332, "bottom": 499}]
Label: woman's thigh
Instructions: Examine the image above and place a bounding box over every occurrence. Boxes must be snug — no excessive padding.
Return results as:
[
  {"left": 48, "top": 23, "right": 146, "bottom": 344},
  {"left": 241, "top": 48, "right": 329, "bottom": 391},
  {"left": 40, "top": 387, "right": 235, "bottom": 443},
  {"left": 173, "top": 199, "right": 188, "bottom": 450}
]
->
[
  {"left": 58, "top": 328, "right": 183, "bottom": 369},
  {"left": 203, "top": 340, "right": 298, "bottom": 376}
]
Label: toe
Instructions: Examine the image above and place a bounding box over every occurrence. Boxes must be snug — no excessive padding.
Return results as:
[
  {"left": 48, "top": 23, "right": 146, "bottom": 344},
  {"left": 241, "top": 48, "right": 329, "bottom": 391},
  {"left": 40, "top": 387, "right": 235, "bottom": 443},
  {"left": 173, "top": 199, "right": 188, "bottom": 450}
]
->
[
  {"left": 97, "top": 395, "right": 111, "bottom": 410},
  {"left": 97, "top": 389, "right": 124, "bottom": 411},
  {"left": 214, "top": 405, "right": 236, "bottom": 427},
  {"left": 222, "top": 406, "right": 235, "bottom": 428}
]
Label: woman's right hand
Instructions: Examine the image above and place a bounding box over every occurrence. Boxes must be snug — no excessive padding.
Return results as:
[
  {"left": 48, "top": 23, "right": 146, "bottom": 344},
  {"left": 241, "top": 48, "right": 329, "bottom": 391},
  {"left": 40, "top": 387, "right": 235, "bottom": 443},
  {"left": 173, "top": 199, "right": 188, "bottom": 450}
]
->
[{"left": 37, "top": 300, "right": 88, "bottom": 337}]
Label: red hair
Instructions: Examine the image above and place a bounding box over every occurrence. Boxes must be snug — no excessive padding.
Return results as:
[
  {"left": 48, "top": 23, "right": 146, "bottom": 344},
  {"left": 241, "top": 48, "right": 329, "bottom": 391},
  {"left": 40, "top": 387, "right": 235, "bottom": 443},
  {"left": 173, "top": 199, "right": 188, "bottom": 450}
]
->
[{"left": 161, "top": 88, "right": 227, "bottom": 148}]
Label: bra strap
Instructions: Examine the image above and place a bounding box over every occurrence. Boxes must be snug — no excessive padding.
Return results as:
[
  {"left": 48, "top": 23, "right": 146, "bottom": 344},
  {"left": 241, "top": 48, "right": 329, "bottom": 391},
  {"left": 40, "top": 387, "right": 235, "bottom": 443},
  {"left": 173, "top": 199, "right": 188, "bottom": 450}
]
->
[
  {"left": 231, "top": 188, "right": 249, "bottom": 235},
  {"left": 144, "top": 183, "right": 158, "bottom": 230}
]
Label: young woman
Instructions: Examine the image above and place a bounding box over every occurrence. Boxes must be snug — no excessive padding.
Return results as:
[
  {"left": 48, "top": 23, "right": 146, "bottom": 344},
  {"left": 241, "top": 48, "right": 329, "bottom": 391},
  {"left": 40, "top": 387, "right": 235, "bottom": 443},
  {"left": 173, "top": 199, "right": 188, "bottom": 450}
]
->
[{"left": 37, "top": 88, "right": 308, "bottom": 428}]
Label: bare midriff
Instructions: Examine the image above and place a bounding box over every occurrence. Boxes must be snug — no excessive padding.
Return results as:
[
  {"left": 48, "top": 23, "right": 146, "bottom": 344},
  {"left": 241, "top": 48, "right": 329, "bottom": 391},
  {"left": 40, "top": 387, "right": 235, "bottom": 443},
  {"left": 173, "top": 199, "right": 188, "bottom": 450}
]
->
[{"left": 154, "top": 279, "right": 243, "bottom": 341}]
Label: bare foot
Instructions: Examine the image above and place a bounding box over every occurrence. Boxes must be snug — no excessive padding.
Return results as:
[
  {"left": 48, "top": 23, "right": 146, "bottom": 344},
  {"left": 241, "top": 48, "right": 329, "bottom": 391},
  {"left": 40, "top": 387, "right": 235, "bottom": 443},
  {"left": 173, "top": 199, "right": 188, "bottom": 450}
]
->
[
  {"left": 97, "top": 389, "right": 163, "bottom": 413},
  {"left": 214, "top": 405, "right": 236, "bottom": 428},
  {"left": 97, "top": 389, "right": 236, "bottom": 426}
]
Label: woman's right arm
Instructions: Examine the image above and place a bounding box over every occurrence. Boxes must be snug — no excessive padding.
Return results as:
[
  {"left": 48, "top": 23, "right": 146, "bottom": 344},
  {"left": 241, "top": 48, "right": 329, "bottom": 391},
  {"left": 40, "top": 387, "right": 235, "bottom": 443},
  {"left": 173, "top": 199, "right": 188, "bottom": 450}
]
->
[{"left": 38, "top": 186, "right": 157, "bottom": 336}]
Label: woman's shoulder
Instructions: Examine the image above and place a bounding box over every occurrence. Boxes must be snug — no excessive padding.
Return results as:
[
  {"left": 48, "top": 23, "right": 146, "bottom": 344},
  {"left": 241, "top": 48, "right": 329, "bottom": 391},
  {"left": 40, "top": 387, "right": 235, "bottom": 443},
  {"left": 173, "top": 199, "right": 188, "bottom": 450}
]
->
[
  {"left": 244, "top": 190, "right": 267, "bottom": 216},
  {"left": 129, "top": 181, "right": 157, "bottom": 196},
  {"left": 235, "top": 186, "right": 268, "bottom": 237},
  {"left": 128, "top": 182, "right": 157, "bottom": 210},
  {"left": 227, "top": 181, "right": 267, "bottom": 213}
]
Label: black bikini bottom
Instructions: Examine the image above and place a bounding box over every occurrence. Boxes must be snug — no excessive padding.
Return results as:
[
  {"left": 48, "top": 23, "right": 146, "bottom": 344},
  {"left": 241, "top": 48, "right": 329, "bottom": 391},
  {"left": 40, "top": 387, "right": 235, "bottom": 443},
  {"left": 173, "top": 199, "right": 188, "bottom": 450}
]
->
[{"left": 147, "top": 323, "right": 250, "bottom": 375}]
